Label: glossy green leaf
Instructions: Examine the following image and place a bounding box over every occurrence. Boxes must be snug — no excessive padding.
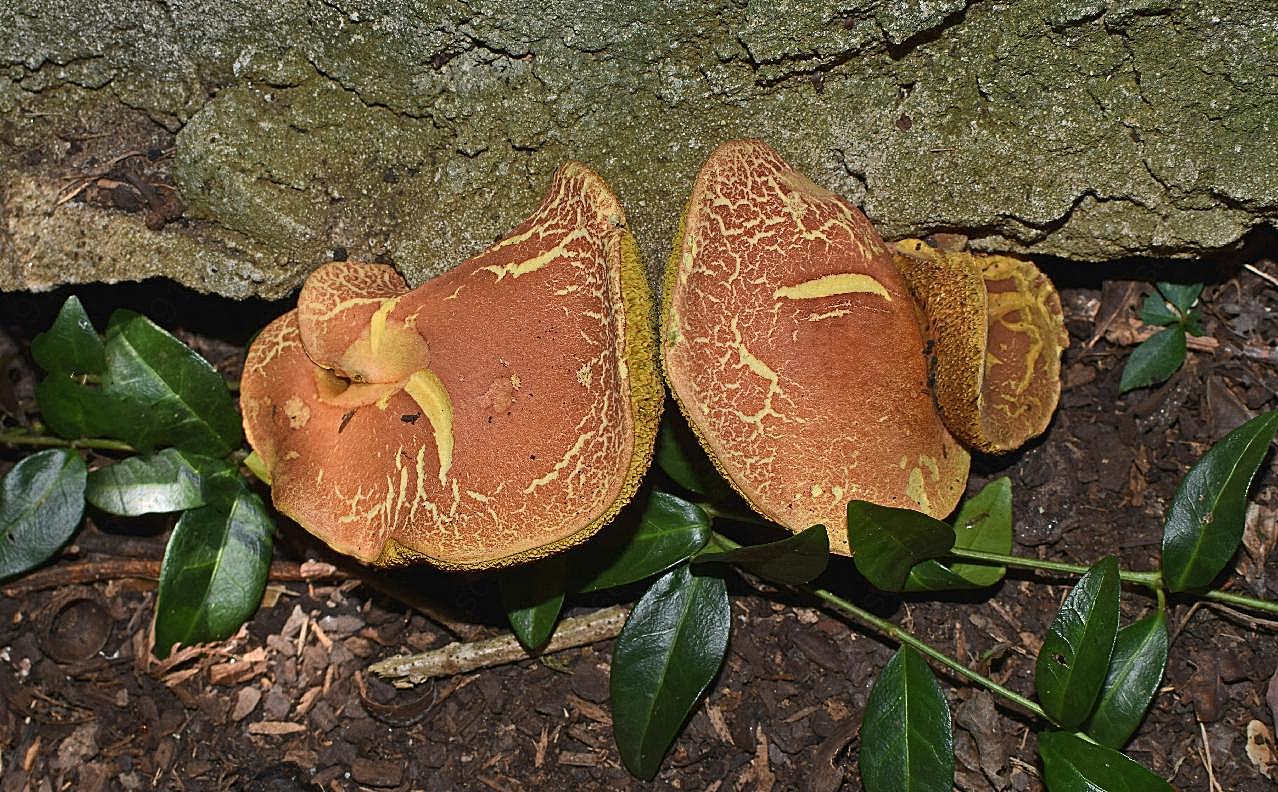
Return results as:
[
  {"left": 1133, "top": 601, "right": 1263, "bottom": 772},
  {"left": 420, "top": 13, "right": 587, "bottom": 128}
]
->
[
  {"left": 501, "top": 555, "right": 568, "bottom": 652},
  {"left": 1119, "top": 326, "right": 1185, "bottom": 394},
  {"left": 31, "top": 296, "right": 105, "bottom": 375},
  {"left": 102, "top": 310, "right": 242, "bottom": 456},
  {"left": 35, "top": 375, "right": 130, "bottom": 441},
  {"left": 1162, "top": 412, "right": 1278, "bottom": 591},
  {"left": 848, "top": 501, "right": 955, "bottom": 592},
  {"left": 654, "top": 416, "right": 733, "bottom": 500},
  {"left": 1035, "top": 556, "right": 1121, "bottom": 729},
  {"left": 1156, "top": 281, "right": 1202, "bottom": 315},
  {"left": 611, "top": 565, "right": 730, "bottom": 780},
  {"left": 1085, "top": 612, "right": 1169, "bottom": 748},
  {"left": 1038, "top": 731, "right": 1174, "bottom": 792},
  {"left": 860, "top": 646, "right": 954, "bottom": 792},
  {"left": 85, "top": 449, "right": 235, "bottom": 516},
  {"left": 905, "top": 478, "right": 1013, "bottom": 592},
  {"left": 243, "top": 451, "right": 271, "bottom": 485},
  {"left": 574, "top": 491, "right": 711, "bottom": 593},
  {"left": 694, "top": 524, "right": 829, "bottom": 585},
  {"left": 153, "top": 484, "right": 274, "bottom": 658},
  {"left": 1137, "top": 291, "right": 1178, "bottom": 327},
  {"left": 0, "top": 449, "right": 87, "bottom": 581},
  {"left": 1184, "top": 309, "right": 1205, "bottom": 337}
]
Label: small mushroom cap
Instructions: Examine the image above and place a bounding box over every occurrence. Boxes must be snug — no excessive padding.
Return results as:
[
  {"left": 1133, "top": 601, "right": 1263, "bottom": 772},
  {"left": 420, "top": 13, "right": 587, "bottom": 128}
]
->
[
  {"left": 241, "top": 163, "right": 661, "bottom": 569},
  {"left": 297, "top": 262, "right": 412, "bottom": 381},
  {"left": 662, "top": 140, "right": 969, "bottom": 555},
  {"left": 892, "top": 239, "right": 1068, "bottom": 453}
]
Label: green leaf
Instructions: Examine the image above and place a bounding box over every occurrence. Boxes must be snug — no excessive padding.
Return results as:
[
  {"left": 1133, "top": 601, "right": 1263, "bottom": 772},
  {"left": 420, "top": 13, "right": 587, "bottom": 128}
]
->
[
  {"left": 694, "top": 524, "right": 829, "bottom": 585},
  {"left": 1038, "top": 731, "right": 1174, "bottom": 792},
  {"left": 847, "top": 501, "right": 955, "bottom": 592},
  {"left": 31, "top": 296, "right": 105, "bottom": 375},
  {"left": 1137, "top": 291, "right": 1178, "bottom": 327},
  {"left": 573, "top": 491, "right": 711, "bottom": 592},
  {"left": 1119, "top": 326, "right": 1186, "bottom": 394},
  {"left": 860, "top": 646, "right": 954, "bottom": 792},
  {"left": 500, "top": 555, "right": 568, "bottom": 652},
  {"left": 35, "top": 375, "right": 131, "bottom": 441},
  {"left": 905, "top": 478, "right": 1013, "bottom": 592},
  {"left": 244, "top": 451, "right": 270, "bottom": 485},
  {"left": 1085, "top": 612, "right": 1169, "bottom": 748},
  {"left": 1035, "top": 556, "right": 1121, "bottom": 729},
  {"left": 85, "top": 449, "right": 235, "bottom": 516},
  {"left": 611, "top": 565, "right": 730, "bottom": 780},
  {"left": 102, "top": 310, "right": 242, "bottom": 456},
  {"left": 0, "top": 449, "right": 87, "bottom": 581},
  {"left": 153, "top": 484, "right": 275, "bottom": 658},
  {"left": 1162, "top": 411, "right": 1278, "bottom": 591},
  {"left": 1155, "top": 281, "right": 1202, "bottom": 316},
  {"left": 654, "top": 416, "right": 733, "bottom": 500},
  {"left": 1184, "top": 309, "right": 1205, "bottom": 337}
]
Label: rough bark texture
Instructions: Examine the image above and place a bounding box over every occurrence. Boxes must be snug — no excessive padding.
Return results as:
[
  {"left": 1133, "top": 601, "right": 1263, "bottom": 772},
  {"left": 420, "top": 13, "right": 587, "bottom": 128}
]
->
[{"left": 2, "top": 1, "right": 1275, "bottom": 298}]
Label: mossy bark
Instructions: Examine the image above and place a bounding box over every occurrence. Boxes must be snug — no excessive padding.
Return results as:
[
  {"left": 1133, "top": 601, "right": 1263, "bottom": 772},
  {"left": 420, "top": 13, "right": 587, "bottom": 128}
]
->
[{"left": 3, "top": 1, "right": 1275, "bottom": 298}]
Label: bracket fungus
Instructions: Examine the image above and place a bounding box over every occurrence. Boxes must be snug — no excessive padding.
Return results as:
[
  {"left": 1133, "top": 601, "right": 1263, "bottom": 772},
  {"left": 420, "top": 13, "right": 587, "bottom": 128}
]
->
[
  {"left": 891, "top": 239, "right": 1068, "bottom": 454},
  {"left": 241, "top": 163, "right": 661, "bottom": 570},
  {"left": 661, "top": 140, "right": 1065, "bottom": 555}
]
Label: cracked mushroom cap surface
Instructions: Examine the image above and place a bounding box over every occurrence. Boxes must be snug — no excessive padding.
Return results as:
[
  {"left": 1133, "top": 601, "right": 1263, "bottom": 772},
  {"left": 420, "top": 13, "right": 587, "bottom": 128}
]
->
[
  {"left": 661, "top": 140, "right": 970, "bottom": 555},
  {"left": 241, "top": 163, "right": 661, "bottom": 570},
  {"left": 892, "top": 239, "right": 1068, "bottom": 454}
]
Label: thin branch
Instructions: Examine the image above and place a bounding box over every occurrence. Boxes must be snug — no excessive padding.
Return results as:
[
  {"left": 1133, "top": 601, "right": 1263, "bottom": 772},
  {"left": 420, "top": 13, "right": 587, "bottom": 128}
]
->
[
  {"left": 370, "top": 604, "right": 629, "bottom": 688},
  {"left": 1, "top": 558, "right": 342, "bottom": 596},
  {"left": 0, "top": 431, "right": 136, "bottom": 453},
  {"left": 806, "top": 583, "right": 1048, "bottom": 720},
  {"left": 947, "top": 547, "right": 1163, "bottom": 589},
  {"left": 709, "top": 532, "right": 1049, "bottom": 721},
  {"left": 1201, "top": 595, "right": 1278, "bottom": 625},
  {"left": 1245, "top": 262, "right": 1278, "bottom": 290}
]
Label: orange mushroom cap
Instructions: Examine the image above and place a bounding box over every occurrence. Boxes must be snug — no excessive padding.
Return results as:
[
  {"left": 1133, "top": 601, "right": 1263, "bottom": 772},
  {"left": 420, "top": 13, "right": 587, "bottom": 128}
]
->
[
  {"left": 892, "top": 239, "right": 1069, "bottom": 453},
  {"left": 661, "top": 140, "right": 970, "bottom": 555},
  {"left": 241, "top": 163, "right": 661, "bottom": 570}
]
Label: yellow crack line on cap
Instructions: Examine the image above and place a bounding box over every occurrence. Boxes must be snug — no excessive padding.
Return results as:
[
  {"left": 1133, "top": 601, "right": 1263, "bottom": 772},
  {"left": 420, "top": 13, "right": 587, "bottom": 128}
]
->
[
  {"left": 404, "top": 369, "right": 455, "bottom": 486},
  {"left": 369, "top": 296, "right": 403, "bottom": 356},
  {"left": 309, "top": 296, "right": 385, "bottom": 323},
  {"left": 773, "top": 273, "right": 891, "bottom": 302},
  {"left": 480, "top": 228, "right": 589, "bottom": 280}
]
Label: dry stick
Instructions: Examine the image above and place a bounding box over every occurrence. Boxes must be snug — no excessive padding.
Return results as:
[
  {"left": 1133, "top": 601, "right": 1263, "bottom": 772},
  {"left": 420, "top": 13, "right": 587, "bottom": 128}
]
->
[
  {"left": 1245, "top": 262, "right": 1278, "bottom": 290},
  {"left": 0, "top": 558, "right": 342, "bottom": 596},
  {"left": 1198, "top": 720, "right": 1223, "bottom": 792},
  {"left": 0, "top": 431, "right": 136, "bottom": 453},
  {"left": 1201, "top": 600, "right": 1278, "bottom": 632},
  {"left": 1107, "top": 325, "right": 1277, "bottom": 365},
  {"left": 1182, "top": 335, "right": 1278, "bottom": 365},
  {"left": 370, "top": 604, "right": 629, "bottom": 688},
  {"left": 353, "top": 572, "right": 486, "bottom": 642}
]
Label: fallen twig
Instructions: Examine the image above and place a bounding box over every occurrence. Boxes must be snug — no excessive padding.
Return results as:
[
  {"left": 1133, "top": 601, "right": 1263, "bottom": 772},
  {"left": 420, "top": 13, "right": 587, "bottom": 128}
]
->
[
  {"left": 370, "top": 604, "right": 629, "bottom": 687},
  {"left": 1245, "top": 262, "right": 1278, "bottom": 290},
  {"left": 1113, "top": 326, "right": 1277, "bottom": 365},
  {"left": 353, "top": 572, "right": 484, "bottom": 642},
  {"left": 1, "top": 558, "right": 341, "bottom": 596},
  {"left": 1203, "top": 601, "right": 1278, "bottom": 632}
]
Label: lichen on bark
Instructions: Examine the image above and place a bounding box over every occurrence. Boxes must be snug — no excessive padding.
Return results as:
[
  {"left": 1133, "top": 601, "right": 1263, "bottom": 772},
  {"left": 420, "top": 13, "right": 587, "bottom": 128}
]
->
[{"left": 2, "top": 0, "right": 1275, "bottom": 298}]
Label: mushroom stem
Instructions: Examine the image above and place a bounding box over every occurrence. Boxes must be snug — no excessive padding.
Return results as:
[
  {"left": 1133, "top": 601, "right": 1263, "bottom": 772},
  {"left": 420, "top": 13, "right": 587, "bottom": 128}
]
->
[{"left": 369, "top": 604, "right": 630, "bottom": 687}]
